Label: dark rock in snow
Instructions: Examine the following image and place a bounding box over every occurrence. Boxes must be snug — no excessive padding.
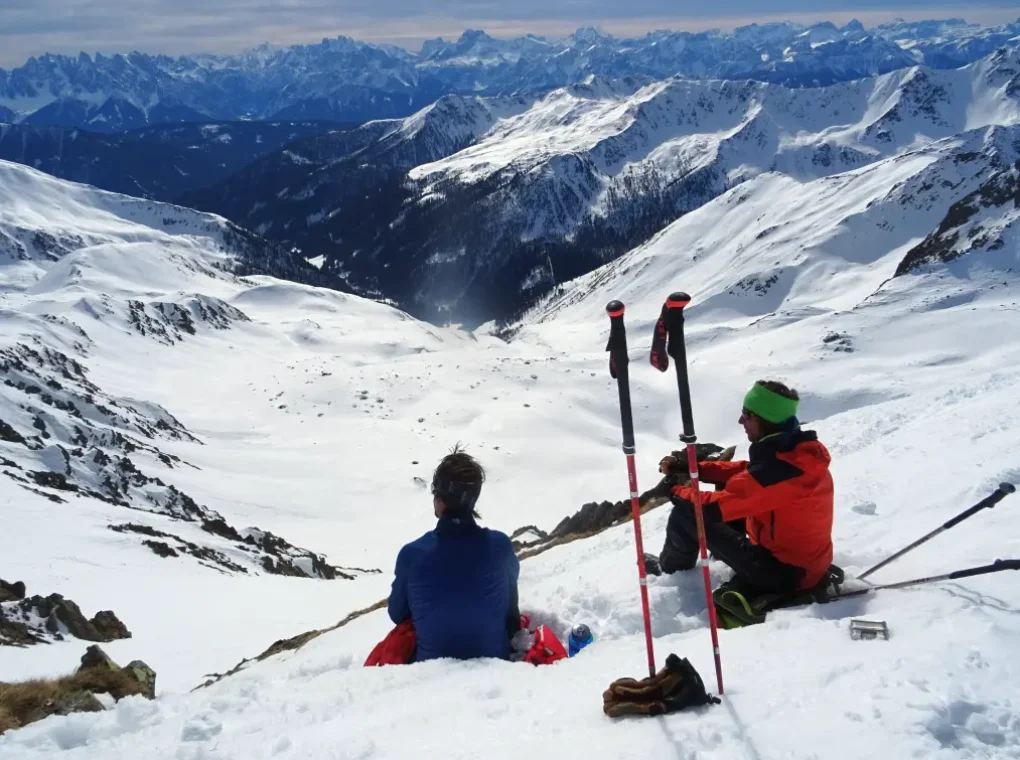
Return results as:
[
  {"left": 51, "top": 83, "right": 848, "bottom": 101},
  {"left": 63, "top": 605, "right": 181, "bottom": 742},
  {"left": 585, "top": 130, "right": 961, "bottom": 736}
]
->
[
  {"left": 514, "top": 443, "right": 735, "bottom": 558},
  {"left": 822, "top": 332, "right": 854, "bottom": 352},
  {"left": 0, "top": 579, "right": 26, "bottom": 603},
  {"left": 79, "top": 644, "right": 118, "bottom": 671},
  {"left": 50, "top": 690, "right": 106, "bottom": 717},
  {"left": 0, "top": 616, "right": 41, "bottom": 647},
  {"left": 123, "top": 660, "right": 157, "bottom": 700},
  {"left": 77, "top": 646, "right": 157, "bottom": 700},
  {"left": 0, "top": 419, "right": 28, "bottom": 446},
  {"left": 143, "top": 540, "right": 179, "bottom": 558},
  {"left": 91, "top": 610, "right": 132, "bottom": 641},
  {"left": 0, "top": 591, "right": 131, "bottom": 647}
]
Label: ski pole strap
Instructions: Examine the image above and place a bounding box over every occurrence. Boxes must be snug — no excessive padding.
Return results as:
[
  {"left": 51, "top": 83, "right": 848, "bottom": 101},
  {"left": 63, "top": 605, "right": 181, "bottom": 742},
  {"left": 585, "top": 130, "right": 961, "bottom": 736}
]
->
[
  {"left": 650, "top": 292, "right": 689, "bottom": 372},
  {"left": 659, "top": 292, "right": 697, "bottom": 440},
  {"left": 650, "top": 303, "right": 669, "bottom": 372},
  {"left": 944, "top": 482, "right": 1015, "bottom": 529}
]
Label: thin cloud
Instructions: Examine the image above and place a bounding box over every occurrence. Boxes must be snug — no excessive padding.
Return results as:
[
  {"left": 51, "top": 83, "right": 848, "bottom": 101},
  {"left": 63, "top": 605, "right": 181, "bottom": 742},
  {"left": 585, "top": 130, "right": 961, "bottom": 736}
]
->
[{"left": 1, "top": 2, "right": 1018, "bottom": 67}]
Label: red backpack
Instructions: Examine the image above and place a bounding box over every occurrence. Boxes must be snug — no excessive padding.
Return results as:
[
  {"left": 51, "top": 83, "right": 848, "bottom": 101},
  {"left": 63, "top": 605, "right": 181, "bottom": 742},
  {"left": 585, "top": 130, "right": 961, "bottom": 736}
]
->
[
  {"left": 364, "top": 616, "right": 568, "bottom": 667},
  {"left": 364, "top": 621, "right": 417, "bottom": 666},
  {"left": 518, "top": 615, "right": 568, "bottom": 666}
]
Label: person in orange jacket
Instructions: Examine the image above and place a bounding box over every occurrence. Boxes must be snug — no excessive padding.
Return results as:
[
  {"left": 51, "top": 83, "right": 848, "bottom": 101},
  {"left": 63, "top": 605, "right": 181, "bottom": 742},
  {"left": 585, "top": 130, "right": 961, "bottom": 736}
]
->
[{"left": 648, "top": 380, "right": 834, "bottom": 593}]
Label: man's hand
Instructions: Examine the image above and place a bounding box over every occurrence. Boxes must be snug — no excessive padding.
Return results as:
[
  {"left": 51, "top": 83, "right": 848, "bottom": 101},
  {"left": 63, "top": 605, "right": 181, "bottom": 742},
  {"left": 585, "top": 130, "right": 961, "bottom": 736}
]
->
[
  {"left": 670, "top": 484, "right": 695, "bottom": 507},
  {"left": 670, "top": 484, "right": 724, "bottom": 524}
]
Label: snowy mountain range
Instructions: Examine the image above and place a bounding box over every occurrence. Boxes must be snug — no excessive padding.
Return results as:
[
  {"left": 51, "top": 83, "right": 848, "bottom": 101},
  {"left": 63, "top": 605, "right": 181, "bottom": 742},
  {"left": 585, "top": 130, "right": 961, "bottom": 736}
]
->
[
  {"left": 2, "top": 11, "right": 1020, "bottom": 759},
  {"left": 1, "top": 89, "right": 1018, "bottom": 757},
  {"left": 184, "top": 46, "right": 1020, "bottom": 325},
  {"left": 2, "top": 17, "right": 1020, "bottom": 130}
]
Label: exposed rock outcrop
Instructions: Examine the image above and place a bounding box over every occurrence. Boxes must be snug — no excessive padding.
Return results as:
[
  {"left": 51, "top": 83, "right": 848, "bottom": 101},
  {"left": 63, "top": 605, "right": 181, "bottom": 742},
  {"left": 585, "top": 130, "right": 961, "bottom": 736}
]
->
[
  {"left": 1, "top": 327, "right": 377, "bottom": 581},
  {"left": 514, "top": 443, "right": 735, "bottom": 559},
  {"left": 0, "top": 645, "right": 156, "bottom": 736},
  {"left": 0, "top": 579, "right": 131, "bottom": 648}
]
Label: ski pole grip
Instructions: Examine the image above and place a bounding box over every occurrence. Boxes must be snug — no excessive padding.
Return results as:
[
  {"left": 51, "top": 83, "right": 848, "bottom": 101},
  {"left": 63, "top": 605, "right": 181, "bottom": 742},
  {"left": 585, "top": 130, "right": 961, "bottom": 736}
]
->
[
  {"left": 943, "top": 482, "right": 1015, "bottom": 529},
  {"left": 606, "top": 300, "right": 636, "bottom": 452},
  {"left": 663, "top": 292, "right": 691, "bottom": 348},
  {"left": 948, "top": 559, "right": 1020, "bottom": 580},
  {"left": 666, "top": 292, "right": 691, "bottom": 311}
]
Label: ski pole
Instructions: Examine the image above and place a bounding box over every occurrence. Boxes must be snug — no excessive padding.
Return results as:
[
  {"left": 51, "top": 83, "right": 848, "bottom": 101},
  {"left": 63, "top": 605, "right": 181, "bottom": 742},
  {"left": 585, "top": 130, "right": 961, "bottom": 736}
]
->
[
  {"left": 653, "top": 291, "right": 724, "bottom": 696},
  {"left": 858, "top": 482, "right": 1016, "bottom": 581},
  {"left": 835, "top": 559, "right": 1020, "bottom": 600},
  {"left": 605, "top": 300, "right": 657, "bottom": 678}
]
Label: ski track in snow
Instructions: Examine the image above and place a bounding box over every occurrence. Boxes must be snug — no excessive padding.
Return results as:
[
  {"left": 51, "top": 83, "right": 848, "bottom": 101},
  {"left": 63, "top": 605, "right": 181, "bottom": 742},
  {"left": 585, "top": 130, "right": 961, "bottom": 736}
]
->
[{"left": 1, "top": 129, "right": 1019, "bottom": 760}]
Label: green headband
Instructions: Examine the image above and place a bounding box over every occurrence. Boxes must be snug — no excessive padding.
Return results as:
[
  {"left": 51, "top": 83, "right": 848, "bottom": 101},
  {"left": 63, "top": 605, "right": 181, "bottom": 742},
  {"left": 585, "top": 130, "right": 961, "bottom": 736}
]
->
[{"left": 743, "top": 383, "right": 798, "bottom": 424}]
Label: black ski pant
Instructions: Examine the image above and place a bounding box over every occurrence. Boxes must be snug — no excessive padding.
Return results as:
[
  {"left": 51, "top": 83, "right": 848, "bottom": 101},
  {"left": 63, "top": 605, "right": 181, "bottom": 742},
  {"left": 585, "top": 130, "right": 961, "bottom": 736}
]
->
[{"left": 659, "top": 501, "right": 804, "bottom": 594}]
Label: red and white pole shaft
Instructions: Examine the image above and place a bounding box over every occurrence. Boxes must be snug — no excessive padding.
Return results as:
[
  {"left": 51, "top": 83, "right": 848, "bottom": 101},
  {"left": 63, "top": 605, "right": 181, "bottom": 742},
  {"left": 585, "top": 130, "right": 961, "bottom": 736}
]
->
[
  {"left": 662, "top": 292, "right": 724, "bottom": 696},
  {"left": 606, "top": 300, "right": 657, "bottom": 678}
]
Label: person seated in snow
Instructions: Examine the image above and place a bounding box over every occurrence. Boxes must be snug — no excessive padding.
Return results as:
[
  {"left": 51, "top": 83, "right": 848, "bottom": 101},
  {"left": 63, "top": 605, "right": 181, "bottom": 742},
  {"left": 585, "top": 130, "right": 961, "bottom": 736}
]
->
[
  {"left": 648, "top": 380, "right": 834, "bottom": 595},
  {"left": 388, "top": 446, "right": 521, "bottom": 662}
]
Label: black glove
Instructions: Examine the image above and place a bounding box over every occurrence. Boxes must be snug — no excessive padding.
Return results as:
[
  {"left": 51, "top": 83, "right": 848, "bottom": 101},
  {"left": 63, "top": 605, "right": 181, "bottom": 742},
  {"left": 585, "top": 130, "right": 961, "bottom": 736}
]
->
[{"left": 643, "top": 553, "right": 662, "bottom": 577}]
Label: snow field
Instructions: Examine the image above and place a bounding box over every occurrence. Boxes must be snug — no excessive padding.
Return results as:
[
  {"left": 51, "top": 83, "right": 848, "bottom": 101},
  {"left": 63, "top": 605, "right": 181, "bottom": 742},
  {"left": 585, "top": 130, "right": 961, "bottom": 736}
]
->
[{"left": 1, "top": 105, "right": 1019, "bottom": 758}]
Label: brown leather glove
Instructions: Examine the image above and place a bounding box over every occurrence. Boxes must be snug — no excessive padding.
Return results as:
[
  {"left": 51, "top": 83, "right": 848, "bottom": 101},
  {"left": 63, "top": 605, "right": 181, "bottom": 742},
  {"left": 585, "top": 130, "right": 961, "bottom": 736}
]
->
[
  {"left": 602, "top": 654, "right": 720, "bottom": 718},
  {"left": 604, "top": 663, "right": 682, "bottom": 702}
]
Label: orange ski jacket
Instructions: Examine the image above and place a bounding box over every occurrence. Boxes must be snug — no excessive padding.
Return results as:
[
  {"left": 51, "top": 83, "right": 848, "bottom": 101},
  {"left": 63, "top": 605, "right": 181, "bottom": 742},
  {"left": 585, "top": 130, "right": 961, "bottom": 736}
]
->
[{"left": 672, "top": 429, "right": 834, "bottom": 589}]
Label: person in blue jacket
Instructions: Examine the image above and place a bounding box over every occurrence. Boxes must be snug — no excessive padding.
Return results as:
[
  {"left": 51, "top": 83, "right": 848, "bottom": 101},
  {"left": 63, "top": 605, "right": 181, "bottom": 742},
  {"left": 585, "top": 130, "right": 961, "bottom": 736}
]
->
[{"left": 388, "top": 446, "right": 521, "bottom": 662}]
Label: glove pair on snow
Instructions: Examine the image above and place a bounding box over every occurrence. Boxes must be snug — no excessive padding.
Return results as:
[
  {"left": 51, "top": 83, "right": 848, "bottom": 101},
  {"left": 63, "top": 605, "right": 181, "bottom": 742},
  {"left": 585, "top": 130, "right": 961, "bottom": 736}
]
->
[{"left": 602, "top": 654, "right": 719, "bottom": 718}]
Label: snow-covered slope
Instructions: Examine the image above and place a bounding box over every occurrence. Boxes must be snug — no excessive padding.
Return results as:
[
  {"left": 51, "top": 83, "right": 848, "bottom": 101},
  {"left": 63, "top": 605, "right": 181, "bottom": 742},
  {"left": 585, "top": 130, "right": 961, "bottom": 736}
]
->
[
  {"left": 188, "top": 46, "right": 1020, "bottom": 325},
  {"left": 2, "top": 92, "right": 1019, "bottom": 759},
  {"left": 516, "top": 123, "right": 1020, "bottom": 331},
  {"left": 3, "top": 18, "right": 1020, "bottom": 130},
  {"left": 0, "top": 161, "right": 371, "bottom": 586}
]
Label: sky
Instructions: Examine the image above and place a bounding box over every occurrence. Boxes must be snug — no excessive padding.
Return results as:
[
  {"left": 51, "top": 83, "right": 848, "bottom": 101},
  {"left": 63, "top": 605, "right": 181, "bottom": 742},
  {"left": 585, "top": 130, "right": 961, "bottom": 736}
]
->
[{"left": 1, "top": 1, "right": 1019, "bottom": 68}]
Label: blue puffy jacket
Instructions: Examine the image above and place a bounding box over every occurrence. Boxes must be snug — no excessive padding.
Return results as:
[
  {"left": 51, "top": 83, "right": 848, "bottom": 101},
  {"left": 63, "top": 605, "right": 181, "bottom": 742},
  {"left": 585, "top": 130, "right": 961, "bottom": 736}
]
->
[{"left": 388, "top": 515, "right": 520, "bottom": 662}]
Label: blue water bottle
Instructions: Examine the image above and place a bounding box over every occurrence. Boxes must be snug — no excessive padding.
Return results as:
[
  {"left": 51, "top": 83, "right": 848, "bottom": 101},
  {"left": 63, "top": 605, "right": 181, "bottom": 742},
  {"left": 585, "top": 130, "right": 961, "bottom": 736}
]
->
[{"left": 568, "top": 623, "right": 594, "bottom": 657}]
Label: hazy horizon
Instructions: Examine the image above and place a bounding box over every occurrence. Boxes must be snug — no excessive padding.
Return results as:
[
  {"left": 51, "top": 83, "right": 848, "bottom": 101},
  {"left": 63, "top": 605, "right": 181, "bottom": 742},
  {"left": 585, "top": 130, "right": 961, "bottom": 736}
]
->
[{"left": 1, "top": 4, "right": 1018, "bottom": 68}]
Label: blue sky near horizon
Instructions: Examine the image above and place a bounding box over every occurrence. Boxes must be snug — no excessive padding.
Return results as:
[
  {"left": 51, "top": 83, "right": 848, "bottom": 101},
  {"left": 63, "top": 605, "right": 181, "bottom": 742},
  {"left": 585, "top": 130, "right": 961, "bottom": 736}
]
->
[{"left": 1, "top": 0, "right": 1018, "bottom": 67}]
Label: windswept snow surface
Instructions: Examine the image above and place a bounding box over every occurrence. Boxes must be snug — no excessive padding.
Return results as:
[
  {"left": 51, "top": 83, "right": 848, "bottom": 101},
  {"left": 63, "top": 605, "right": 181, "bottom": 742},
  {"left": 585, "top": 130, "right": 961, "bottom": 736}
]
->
[{"left": 1, "top": 156, "right": 1020, "bottom": 758}]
